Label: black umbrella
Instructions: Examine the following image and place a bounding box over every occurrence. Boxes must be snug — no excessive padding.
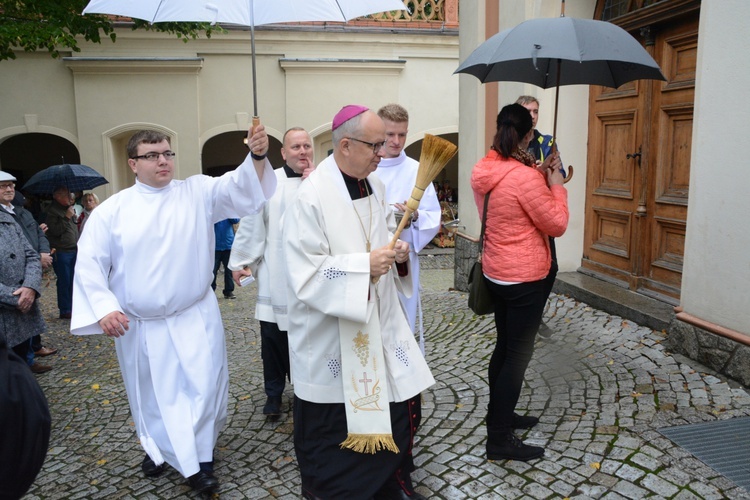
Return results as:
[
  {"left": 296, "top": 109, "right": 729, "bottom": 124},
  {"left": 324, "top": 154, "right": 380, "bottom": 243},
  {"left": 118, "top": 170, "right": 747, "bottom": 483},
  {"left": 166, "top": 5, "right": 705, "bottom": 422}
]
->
[
  {"left": 454, "top": 16, "right": 665, "bottom": 88},
  {"left": 454, "top": 1, "right": 666, "bottom": 179},
  {"left": 22, "top": 164, "right": 108, "bottom": 195}
]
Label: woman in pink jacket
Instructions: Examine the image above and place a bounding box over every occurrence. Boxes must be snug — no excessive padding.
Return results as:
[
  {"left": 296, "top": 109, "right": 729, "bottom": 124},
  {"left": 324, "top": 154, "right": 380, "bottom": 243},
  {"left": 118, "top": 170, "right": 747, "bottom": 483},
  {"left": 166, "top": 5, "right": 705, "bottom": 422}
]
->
[{"left": 470, "top": 103, "right": 568, "bottom": 462}]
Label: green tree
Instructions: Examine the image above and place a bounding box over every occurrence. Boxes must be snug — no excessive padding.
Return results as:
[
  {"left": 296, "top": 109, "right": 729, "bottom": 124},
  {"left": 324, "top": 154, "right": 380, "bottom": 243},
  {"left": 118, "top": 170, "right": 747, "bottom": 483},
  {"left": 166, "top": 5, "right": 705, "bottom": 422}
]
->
[{"left": 0, "top": 0, "right": 220, "bottom": 61}]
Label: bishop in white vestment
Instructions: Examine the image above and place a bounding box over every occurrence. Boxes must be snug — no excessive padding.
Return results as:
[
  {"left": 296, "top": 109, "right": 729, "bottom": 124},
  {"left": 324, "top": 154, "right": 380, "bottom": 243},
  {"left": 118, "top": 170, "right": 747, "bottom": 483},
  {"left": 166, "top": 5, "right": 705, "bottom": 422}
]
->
[
  {"left": 283, "top": 106, "right": 434, "bottom": 499},
  {"left": 70, "top": 128, "right": 276, "bottom": 490}
]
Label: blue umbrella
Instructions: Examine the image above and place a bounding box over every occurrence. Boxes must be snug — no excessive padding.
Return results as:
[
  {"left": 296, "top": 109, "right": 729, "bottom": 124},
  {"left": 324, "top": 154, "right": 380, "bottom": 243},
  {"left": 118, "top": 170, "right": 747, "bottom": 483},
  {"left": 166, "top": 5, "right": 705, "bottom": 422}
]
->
[{"left": 22, "top": 164, "right": 108, "bottom": 195}]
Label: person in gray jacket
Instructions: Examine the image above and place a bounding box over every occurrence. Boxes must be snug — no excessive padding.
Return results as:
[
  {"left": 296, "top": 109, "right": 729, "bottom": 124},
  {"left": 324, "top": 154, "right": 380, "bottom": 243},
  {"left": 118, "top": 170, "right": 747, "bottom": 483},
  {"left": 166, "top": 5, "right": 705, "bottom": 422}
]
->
[
  {"left": 0, "top": 173, "right": 47, "bottom": 367},
  {"left": 3, "top": 187, "right": 58, "bottom": 373}
]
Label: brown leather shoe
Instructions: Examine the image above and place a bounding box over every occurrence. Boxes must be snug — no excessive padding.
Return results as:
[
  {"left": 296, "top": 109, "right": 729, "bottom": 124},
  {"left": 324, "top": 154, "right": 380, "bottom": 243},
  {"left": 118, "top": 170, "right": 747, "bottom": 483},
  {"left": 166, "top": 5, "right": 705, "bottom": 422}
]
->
[
  {"left": 30, "top": 363, "right": 53, "bottom": 374},
  {"left": 34, "top": 346, "right": 58, "bottom": 357}
]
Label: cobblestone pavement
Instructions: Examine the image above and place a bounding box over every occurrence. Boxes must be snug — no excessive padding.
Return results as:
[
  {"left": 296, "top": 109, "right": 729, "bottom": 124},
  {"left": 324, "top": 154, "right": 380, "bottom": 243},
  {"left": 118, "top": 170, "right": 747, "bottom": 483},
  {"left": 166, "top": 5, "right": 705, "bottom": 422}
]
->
[{"left": 24, "top": 256, "right": 750, "bottom": 499}]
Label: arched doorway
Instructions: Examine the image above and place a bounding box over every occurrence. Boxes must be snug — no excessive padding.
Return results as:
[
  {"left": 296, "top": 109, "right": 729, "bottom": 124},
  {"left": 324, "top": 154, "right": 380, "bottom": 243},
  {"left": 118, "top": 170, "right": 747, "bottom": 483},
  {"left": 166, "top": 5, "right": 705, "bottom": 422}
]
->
[
  {"left": 202, "top": 131, "right": 283, "bottom": 177},
  {"left": 0, "top": 133, "right": 80, "bottom": 187},
  {"left": 405, "top": 132, "right": 459, "bottom": 248},
  {"left": 582, "top": 0, "right": 699, "bottom": 305}
]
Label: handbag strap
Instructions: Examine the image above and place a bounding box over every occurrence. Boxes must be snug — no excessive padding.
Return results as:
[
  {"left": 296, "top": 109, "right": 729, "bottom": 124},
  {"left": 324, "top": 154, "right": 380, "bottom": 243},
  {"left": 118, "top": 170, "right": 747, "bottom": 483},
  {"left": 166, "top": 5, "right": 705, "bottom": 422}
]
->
[{"left": 478, "top": 192, "right": 490, "bottom": 260}]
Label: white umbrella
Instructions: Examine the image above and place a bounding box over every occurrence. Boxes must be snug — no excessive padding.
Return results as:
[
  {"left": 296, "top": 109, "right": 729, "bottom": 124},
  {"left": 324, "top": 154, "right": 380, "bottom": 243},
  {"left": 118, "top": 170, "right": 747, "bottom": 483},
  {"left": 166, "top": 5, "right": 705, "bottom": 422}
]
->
[{"left": 83, "top": 0, "right": 407, "bottom": 121}]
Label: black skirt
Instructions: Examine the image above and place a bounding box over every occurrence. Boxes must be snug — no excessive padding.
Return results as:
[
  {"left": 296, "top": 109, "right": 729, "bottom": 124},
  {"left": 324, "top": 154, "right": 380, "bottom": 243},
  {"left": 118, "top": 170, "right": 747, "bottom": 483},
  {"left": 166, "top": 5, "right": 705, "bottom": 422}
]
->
[{"left": 293, "top": 395, "right": 421, "bottom": 499}]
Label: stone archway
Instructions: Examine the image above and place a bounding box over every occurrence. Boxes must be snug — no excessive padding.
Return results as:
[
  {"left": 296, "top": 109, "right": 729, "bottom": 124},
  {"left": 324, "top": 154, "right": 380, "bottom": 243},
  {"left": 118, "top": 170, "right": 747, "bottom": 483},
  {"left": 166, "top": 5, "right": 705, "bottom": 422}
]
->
[
  {"left": 202, "top": 131, "right": 283, "bottom": 176},
  {"left": 0, "top": 133, "right": 80, "bottom": 188}
]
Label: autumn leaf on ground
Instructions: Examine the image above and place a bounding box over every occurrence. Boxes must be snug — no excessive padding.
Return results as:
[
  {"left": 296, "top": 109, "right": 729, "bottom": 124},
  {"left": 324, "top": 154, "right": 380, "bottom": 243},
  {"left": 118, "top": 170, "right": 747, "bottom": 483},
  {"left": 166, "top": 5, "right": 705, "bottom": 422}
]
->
[
  {"left": 590, "top": 462, "right": 601, "bottom": 470},
  {"left": 97, "top": 459, "right": 107, "bottom": 465},
  {"left": 632, "top": 392, "right": 643, "bottom": 398},
  {"left": 91, "top": 383, "right": 100, "bottom": 390}
]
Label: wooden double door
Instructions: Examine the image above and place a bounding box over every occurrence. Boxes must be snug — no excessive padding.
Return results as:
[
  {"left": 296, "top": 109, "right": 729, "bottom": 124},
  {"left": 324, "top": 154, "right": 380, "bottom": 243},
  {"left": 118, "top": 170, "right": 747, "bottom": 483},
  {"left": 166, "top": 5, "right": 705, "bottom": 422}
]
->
[{"left": 582, "top": 3, "right": 699, "bottom": 305}]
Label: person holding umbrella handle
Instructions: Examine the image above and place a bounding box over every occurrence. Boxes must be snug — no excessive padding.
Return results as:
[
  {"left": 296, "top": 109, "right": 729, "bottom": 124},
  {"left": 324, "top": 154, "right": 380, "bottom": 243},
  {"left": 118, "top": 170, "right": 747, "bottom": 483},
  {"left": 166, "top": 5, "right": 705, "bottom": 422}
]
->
[{"left": 517, "top": 95, "right": 565, "bottom": 340}]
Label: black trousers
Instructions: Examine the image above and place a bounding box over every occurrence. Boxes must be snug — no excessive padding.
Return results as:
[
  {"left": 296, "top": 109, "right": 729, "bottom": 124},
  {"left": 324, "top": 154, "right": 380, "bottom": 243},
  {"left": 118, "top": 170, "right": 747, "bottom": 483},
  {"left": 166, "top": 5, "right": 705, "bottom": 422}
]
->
[
  {"left": 211, "top": 249, "right": 234, "bottom": 296},
  {"left": 485, "top": 278, "right": 547, "bottom": 433},
  {"left": 542, "top": 237, "right": 559, "bottom": 302},
  {"left": 260, "top": 321, "right": 290, "bottom": 398},
  {"left": 12, "top": 338, "right": 31, "bottom": 363}
]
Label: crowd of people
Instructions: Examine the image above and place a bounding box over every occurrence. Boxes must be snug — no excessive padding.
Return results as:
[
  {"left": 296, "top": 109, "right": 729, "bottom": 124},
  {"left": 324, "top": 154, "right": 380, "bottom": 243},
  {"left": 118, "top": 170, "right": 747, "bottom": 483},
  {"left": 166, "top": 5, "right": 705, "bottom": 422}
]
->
[{"left": 0, "top": 96, "right": 567, "bottom": 498}]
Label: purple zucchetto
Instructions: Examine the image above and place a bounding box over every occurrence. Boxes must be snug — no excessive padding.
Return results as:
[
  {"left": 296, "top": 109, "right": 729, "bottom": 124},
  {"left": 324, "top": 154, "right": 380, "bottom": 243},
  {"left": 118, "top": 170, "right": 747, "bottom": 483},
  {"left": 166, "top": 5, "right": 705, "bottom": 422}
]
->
[{"left": 332, "top": 105, "right": 369, "bottom": 131}]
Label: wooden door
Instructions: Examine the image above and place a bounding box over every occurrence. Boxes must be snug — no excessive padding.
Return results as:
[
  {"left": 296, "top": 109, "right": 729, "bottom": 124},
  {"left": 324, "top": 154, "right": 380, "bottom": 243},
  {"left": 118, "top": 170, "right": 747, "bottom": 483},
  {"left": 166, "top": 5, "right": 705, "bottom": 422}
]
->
[{"left": 582, "top": 4, "right": 699, "bottom": 305}]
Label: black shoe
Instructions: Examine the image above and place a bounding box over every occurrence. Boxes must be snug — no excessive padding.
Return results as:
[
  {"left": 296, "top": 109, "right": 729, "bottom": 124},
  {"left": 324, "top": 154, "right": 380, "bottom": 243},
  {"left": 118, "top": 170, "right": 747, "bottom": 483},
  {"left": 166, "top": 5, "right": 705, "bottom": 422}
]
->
[
  {"left": 141, "top": 455, "right": 166, "bottom": 477},
  {"left": 263, "top": 396, "right": 282, "bottom": 420},
  {"left": 512, "top": 413, "right": 539, "bottom": 429},
  {"left": 187, "top": 470, "right": 219, "bottom": 493},
  {"left": 537, "top": 321, "right": 554, "bottom": 338},
  {"left": 486, "top": 432, "right": 544, "bottom": 462},
  {"left": 223, "top": 293, "right": 236, "bottom": 299}
]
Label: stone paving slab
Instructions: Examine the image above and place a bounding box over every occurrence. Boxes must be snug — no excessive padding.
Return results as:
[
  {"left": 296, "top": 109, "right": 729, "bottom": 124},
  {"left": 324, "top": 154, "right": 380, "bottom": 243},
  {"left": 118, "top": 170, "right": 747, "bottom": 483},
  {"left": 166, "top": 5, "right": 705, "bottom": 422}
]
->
[{"left": 23, "top": 266, "right": 750, "bottom": 499}]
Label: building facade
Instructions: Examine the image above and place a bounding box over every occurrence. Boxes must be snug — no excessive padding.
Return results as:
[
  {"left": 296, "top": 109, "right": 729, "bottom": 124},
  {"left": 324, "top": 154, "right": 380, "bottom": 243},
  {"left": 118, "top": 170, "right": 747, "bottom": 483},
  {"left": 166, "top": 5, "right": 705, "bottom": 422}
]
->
[{"left": 0, "top": 2, "right": 459, "bottom": 199}]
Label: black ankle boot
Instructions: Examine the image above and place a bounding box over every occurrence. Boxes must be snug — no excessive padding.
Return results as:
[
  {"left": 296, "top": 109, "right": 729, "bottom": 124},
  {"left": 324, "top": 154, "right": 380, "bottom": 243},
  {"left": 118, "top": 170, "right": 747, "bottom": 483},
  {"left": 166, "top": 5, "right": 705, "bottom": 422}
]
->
[
  {"left": 512, "top": 412, "right": 539, "bottom": 429},
  {"left": 486, "top": 431, "right": 544, "bottom": 461}
]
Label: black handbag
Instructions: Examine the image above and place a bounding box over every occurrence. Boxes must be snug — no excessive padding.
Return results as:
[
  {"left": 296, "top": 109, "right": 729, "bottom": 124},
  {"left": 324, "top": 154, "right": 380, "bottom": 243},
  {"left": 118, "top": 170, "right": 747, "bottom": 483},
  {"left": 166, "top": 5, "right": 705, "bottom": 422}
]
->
[{"left": 467, "top": 193, "right": 494, "bottom": 315}]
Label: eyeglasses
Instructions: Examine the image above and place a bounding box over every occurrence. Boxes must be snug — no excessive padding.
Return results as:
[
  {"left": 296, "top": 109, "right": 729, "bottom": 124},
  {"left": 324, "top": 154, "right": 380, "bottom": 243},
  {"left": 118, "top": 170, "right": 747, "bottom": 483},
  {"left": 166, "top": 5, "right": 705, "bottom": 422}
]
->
[
  {"left": 346, "top": 137, "right": 386, "bottom": 155},
  {"left": 0, "top": 182, "right": 15, "bottom": 190},
  {"left": 131, "top": 151, "right": 176, "bottom": 162}
]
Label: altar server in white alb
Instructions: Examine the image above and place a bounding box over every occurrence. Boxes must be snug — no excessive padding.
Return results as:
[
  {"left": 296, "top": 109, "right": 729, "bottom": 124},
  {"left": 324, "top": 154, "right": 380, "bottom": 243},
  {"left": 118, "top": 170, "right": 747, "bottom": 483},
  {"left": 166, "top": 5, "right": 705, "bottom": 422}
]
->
[
  {"left": 229, "top": 127, "right": 315, "bottom": 420},
  {"left": 376, "top": 104, "right": 442, "bottom": 353},
  {"left": 284, "top": 105, "right": 435, "bottom": 500},
  {"left": 70, "top": 127, "right": 276, "bottom": 494}
]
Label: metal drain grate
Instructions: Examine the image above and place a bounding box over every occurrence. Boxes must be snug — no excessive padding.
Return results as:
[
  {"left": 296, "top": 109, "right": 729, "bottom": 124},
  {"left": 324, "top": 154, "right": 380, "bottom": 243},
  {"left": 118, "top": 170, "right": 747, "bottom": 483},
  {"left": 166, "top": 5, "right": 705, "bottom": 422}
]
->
[{"left": 660, "top": 417, "right": 750, "bottom": 491}]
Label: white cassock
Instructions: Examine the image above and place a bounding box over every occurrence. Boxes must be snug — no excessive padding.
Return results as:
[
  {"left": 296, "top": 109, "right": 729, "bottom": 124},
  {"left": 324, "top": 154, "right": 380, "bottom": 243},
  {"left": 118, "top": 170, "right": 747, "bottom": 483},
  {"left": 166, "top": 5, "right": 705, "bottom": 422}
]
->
[
  {"left": 71, "top": 154, "right": 276, "bottom": 478},
  {"left": 228, "top": 167, "right": 301, "bottom": 331},
  {"left": 375, "top": 151, "right": 441, "bottom": 352},
  {"left": 283, "top": 155, "right": 435, "bottom": 405}
]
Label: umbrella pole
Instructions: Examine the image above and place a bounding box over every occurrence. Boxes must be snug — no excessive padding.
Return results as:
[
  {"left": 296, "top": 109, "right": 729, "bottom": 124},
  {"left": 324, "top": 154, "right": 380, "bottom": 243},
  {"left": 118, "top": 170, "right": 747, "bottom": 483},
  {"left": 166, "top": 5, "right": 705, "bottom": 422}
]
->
[
  {"left": 553, "top": 59, "right": 561, "bottom": 149},
  {"left": 552, "top": 59, "right": 573, "bottom": 183},
  {"left": 250, "top": 23, "right": 260, "bottom": 133}
]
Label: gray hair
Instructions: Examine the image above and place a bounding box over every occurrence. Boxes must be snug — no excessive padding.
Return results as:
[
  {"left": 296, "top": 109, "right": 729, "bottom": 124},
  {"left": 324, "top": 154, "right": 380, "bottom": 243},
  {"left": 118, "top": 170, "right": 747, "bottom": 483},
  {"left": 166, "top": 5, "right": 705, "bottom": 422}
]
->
[{"left": 332, "top": 113, "right": 366, "bottom": 146}]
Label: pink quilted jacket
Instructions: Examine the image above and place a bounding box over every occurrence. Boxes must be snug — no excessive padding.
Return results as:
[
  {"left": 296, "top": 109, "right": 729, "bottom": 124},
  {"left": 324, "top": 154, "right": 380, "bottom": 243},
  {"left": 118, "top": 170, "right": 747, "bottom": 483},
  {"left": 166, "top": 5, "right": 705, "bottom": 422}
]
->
[{"left": 470, "top": 150, "right": 568, "bottom": 283}]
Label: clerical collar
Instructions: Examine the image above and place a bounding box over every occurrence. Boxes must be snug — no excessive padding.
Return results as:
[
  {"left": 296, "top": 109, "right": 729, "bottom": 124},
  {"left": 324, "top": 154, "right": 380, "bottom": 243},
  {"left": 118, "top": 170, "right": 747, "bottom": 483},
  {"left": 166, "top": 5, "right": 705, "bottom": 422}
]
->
[
  {"left": 377, "top": 150, "right": 407, "bottom": 169},
  {"left": 283, "top": 164, "right": 303, "bottom": 178},
  {"left": 340, "top": 170, "right": 372, "bottom": 200},
  {"left": 135, "top": 178, "right": 173, "bottom": 193}
]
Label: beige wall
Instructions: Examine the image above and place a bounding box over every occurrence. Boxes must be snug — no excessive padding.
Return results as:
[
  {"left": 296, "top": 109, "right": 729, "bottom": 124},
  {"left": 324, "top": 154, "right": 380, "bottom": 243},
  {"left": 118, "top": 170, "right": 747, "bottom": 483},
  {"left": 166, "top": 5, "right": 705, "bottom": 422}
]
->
[
  {"left": 0, "top": 25, "right": 458, "bottom": 199},
  {"left": 680, "top": 0, "right": 750, "bottom": 334}
]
